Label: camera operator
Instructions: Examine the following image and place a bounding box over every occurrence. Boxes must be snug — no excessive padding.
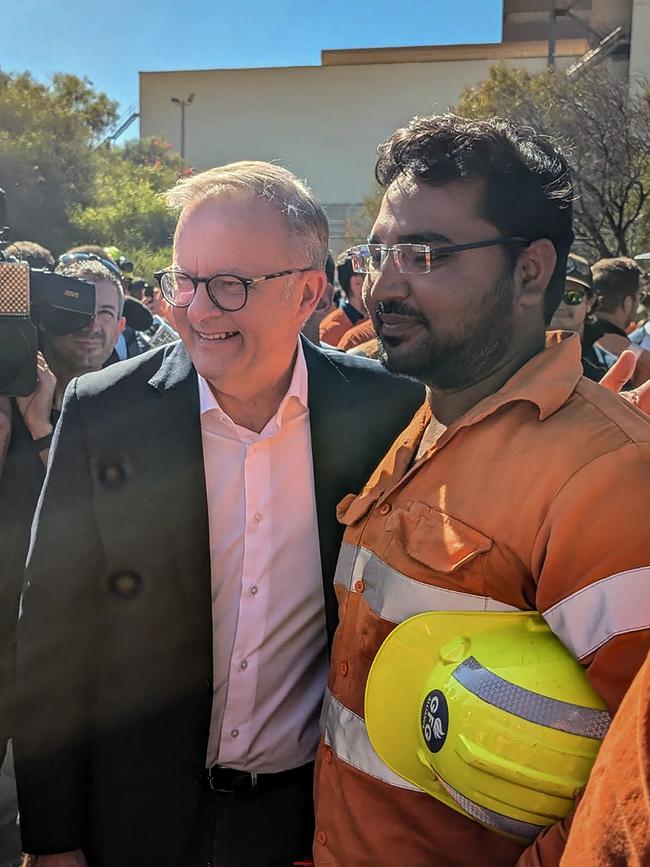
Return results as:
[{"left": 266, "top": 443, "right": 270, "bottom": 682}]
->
[{"left": 0, "top": 254, "right": 125, "bottom": 770}]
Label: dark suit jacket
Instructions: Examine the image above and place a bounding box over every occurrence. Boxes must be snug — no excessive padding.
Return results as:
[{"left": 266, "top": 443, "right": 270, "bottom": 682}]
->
[{"left": 14, "top": 338, "right": 423, "bottom": 867}]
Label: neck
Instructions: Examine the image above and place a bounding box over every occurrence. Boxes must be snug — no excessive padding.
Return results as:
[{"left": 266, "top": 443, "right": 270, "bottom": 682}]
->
[
  {"left": 426, "top": 337, "right": 544, "bottom": 427},
  {"left": 597, "top": 310, "right": 626, "bottom": 331},
  {"left": 46, "top": 362, "right": 79, "bottom": 411},
  {"left": 208, "top": 345, "right": 298, "bottom": 434}
]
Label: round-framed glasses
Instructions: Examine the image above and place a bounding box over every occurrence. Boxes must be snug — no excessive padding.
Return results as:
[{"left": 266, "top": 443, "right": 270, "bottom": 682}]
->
[{"left": 154, "top": 267, "right": 313, "bottom": 312}]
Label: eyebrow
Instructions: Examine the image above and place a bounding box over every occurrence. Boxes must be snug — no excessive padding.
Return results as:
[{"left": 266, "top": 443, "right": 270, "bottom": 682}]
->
[{"left": 368, "top": 232, "right": 454, "bottom": 245}]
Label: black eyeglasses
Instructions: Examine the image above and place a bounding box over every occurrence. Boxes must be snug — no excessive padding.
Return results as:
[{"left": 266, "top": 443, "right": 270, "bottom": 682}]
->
[
  {"left": 348, "top": 236, "right": 530, "bottom": 275},
  {"left": 154, "top": 267, "right": 313, "bottom": 311},
  {"left": 563, "top": 288, "right": 588, "bottom": 306},
  {"left": 57, "top": 252, "right": 124, "bottom": 282}
]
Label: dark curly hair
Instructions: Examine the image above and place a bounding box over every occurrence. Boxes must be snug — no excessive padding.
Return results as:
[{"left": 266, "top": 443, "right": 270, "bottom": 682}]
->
[{"left": 375, "top": 114, "right": 574, "bottom": 323}]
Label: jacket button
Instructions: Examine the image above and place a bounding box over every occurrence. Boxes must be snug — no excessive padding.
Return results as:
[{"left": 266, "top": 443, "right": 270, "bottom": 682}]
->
[
  {"left": 108, "top": 570, "right": 142, "bottom": 599},
  {"left": 354, "top": 580, "right": 365, "bottom": 593},
  {"left": 340, "top": 660, "right": 349, "bottom": 677},
  {"left": 98, "top": 461, "right": 127, "bottom": 489},
  {"left": 378, "top": 503, "right": 392, "bottom": 516},
  {"left": 317, "top": 831, "right": 327, "bottom": 845},
  {"left": 324, "top": 747, "right": 333, "bottom": 765}
]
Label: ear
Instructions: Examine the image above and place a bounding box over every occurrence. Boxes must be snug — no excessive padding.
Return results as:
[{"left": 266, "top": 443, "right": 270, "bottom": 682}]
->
[
  {"left": 316, "top": 283, "right": 334, "bottom": 314},
  {"left": 623, "top": 294, "right": 635, "bottom": 318},
  {"left": 514, "top": 239, "right": 557, "bottom": 312},
  {"left": 297, "top": 270, "right": 327, "bottom": 323},
  {"left": 117, "top": 316, "right": 126, "bottom": 337}
]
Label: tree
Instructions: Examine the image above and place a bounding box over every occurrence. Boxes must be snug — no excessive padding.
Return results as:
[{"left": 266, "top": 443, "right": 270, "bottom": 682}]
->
[
  {"left": 453, "top": 65, "right": 650, "bottom": 259},
  {"left": 0, "top": 71, "right": 118, "bottom": 251},
  {"left": 69, "top": 137, "right": 186, "bottom": 278}
]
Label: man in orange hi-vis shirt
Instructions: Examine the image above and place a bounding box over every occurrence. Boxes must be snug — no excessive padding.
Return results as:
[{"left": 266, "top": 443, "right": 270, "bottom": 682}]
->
[{"left": 313, "top": 114, "right": 650, "bottom": 867}]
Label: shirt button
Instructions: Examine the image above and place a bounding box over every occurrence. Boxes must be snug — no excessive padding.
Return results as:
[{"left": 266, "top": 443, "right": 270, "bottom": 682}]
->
[
  {"left": 250, "top": 585, "right": 258, "bottom": 596},
  {"left": 340, "top": 660, "right": 349, "bottom": 677},
  {"left": 378, "top": 503, "right": 392, "bottom": 516},
  {"left": 231, "top": 728, "right": 239, "bottom": 738},
  {"left": 354, "top": 579, "right": 366, "bottom": 593},
  {"left": 240, "top": 660, "right": 248, "bottom": 670},
  {"left": 317, "top": 831, "right": 327, "bottom": 846},
  {"left": 253, "top": 512, "right": 262, "bottom": 523},
  {"left": 324, "top": 747, "right": 333, "bottom": 765}
]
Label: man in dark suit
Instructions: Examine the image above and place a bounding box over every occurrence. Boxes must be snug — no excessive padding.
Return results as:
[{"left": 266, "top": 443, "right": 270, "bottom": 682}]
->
[{"left": 14, "top": 162, "right": 423, "bottom": 867}]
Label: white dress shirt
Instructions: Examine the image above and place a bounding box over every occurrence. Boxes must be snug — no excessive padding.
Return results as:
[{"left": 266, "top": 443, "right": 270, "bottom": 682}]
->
[{"left": 199, "top": 341, "right": 328, "bottom": 772}]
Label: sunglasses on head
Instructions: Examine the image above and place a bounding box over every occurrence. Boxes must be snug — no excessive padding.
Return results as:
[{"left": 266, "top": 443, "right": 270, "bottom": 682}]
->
[{"left": 57, "top": 252, "right": 123, "bottom": 282}]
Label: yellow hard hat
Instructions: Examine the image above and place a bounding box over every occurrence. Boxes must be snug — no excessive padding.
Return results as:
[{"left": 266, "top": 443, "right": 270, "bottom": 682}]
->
[{"left": 364, "top": 611, "right": 610, "bottom": 843}]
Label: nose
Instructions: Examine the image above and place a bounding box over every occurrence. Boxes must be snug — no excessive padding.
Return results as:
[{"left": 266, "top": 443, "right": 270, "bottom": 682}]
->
[
  {"left": 364, "top": 254, "right": 410, "bottom": 309},
  {"left": 186, "top": 281, "right": 225, "bottom": 323}
]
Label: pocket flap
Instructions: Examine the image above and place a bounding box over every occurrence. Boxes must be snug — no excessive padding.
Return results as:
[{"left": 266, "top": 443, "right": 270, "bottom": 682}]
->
[{"left": 386, "top": 502, "right": 492, "bottom": 573}]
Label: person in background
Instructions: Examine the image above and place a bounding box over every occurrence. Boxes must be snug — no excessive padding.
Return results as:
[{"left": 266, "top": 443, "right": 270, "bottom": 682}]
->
[
  {"left": 584, "top": 257, "right": 642, "bottom": 345},
  {"left": 301, "top": 252, "right": 335, "bottom": 346},
  {"left": 4, "top": 242, "right": 55, "bottom": 271},
  {"left": 319, "top": 251, "right": 367, "bottom": 346},
  {"left": 549, "top": 253, "right": 607, "bottom": 381}
]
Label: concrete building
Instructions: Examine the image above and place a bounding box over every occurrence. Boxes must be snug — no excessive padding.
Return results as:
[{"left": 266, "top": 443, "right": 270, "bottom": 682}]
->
[{"left": 139, "top": 0, "right": 650, "bottom": 252}]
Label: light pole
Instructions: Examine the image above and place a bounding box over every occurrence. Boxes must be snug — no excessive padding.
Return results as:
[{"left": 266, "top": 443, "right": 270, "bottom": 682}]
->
[{"left": 171, "top": 93, "right": 195, "bottom": 159}]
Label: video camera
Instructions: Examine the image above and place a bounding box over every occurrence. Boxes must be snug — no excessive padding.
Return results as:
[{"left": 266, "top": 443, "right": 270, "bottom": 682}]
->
[{"left": 0, "top": 188, "right": 96, "bottom": 396}]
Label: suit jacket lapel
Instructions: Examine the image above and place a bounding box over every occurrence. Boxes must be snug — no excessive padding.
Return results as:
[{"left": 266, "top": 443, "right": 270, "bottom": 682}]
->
[
  {"left": 303, "top": 338, "right": 358, "bottom": 644},
  {"left": 148, "top": 343, "right": 211, "bottom": 619}
]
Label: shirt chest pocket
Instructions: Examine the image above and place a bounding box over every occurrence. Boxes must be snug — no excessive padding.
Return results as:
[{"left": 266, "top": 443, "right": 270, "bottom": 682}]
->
[{"left": 384, "top": 501, "right": 493, "bottom": 593}]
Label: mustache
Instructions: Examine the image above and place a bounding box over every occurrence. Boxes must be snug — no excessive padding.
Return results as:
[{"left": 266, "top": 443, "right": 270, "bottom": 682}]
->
[{"left": 375, "top": 300, "right": 427, "bottom": 324}]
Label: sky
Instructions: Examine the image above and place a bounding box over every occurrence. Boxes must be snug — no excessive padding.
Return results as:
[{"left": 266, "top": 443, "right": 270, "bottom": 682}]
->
[{"left": 0, "top": 0, "right": 503, "bottom": 138}]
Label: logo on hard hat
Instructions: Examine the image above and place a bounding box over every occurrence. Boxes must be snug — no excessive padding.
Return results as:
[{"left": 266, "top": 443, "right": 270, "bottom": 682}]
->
[{"left": 421, "top": 690, "right": 448, "bottom": 753}]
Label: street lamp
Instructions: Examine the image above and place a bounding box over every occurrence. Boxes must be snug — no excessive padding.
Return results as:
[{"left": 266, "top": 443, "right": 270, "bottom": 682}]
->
[{"left": 171, "top": 93, "right": 195, "bottom": 159}]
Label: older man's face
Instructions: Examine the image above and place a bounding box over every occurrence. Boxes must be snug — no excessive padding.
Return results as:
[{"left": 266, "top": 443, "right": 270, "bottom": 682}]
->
[{"left": 173, "top": 194, "right": 323, "bottom": 396}]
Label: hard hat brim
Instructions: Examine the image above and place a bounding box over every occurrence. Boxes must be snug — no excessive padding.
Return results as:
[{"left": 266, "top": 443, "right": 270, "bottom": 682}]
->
[{"left": 364, "top": 610, "right": 541, "bottom": 799}]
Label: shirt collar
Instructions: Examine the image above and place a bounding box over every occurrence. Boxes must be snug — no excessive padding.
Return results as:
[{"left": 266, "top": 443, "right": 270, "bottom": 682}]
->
[
  {"left": 197, "top": 338, "right": 308, "bottom": 432},
  {"left": 422, "top": 331, "right": 584, "bottom": 448}
]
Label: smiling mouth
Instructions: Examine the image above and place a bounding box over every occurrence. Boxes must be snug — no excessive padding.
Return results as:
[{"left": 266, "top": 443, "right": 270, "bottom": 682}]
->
[{"left": 196, "top": 330, "right": 239, "bottom": 341}]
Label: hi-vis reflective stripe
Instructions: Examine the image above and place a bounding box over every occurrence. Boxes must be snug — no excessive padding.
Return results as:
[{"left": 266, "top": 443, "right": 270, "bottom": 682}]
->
[
  {"left": 437, "top": 777, "right": 545, "bottom": 842},
  {"left": 321, "top": 690, "right": 545, "bottom": 841},
  {"left": 453, "top": 657, "right": 611, "bottom": 739},
  {"left": 334, "top": 543, "right": 520, "bottom": 624},
  {"left": 542, "top": 567, "right": 650, "bottom": 660},
  {"left": 320, "top": 689, "right": 420, "bottom": 792}
]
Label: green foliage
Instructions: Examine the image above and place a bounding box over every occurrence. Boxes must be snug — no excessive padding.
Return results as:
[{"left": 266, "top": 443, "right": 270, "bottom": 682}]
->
[
  {"left": 0, "top": 70, "right": 118, "bottom": 251},
  {"left": 454, "top": 65, "right": 650, "bottom": 258}
]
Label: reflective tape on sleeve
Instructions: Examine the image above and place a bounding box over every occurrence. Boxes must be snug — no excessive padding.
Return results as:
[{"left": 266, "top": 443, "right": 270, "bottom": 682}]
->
[
  {"left": 334, "top": 543, "right": 520, "bottom": 624},
  {"left": 452, "top": 657, "right": 611, "bottom": 739},
  {"left": 542, "top": 567, "right": 650, "bottom": 660}
]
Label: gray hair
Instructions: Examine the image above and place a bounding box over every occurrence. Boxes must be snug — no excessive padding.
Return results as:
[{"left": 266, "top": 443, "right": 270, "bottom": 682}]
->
[
  {"left": 55, "top": 260, "right": 125, "bottom": 316},
  {"left": 164, "top": 161, "right": 329, "bottom": 269}
]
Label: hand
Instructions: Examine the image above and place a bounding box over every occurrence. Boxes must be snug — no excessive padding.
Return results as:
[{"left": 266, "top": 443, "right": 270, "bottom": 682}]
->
[
  {"left": 21, "top": 852, "right": 88, "bottom": 867},
  {"left": 15, "top": 354, "right": 57, "bottom": 440},
  {"left": 599, "top": 350, "right": 650, "bottom": 415}
]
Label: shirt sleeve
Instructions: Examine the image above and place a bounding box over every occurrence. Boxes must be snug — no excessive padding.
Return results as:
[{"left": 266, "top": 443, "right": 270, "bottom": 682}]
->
[{"left": 518, "top": 439, "right": 650, "bottom": 867}]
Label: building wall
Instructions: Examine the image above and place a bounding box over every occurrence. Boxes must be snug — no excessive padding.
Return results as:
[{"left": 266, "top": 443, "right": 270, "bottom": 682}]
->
[
  {"left": 140, "top": 51, "right": 580, "bottom": 249},
  {"left": 629, "top": 0, "right": 650, "bottom": 87}
]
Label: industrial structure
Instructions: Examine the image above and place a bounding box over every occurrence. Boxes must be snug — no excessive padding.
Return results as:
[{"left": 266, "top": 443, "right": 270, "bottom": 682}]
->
[{"left": 139, "top": 0, "right": 650, "bottom": 251}]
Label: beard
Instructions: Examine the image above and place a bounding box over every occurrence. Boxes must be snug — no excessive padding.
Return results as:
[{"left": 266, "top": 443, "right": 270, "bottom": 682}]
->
[{"left": 374, "top": 272, "right": 516, "bottom": 391}]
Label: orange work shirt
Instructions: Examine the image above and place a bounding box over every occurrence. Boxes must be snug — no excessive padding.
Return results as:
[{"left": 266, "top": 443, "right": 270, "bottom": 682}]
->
[
  {"left": 337, "top": 319, "right": 375, "bottom": 351},
  {"left": 315, "top": 332, "right": 650, "bottom": 867},
  {"left": 561, "top": 648, "right": 650, "bottom": 867},
  {"left": 319, "top": 305, "right": 366, "bottom": 347}
]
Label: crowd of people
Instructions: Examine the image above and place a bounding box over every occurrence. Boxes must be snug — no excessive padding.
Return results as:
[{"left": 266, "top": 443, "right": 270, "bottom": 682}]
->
[{"left": 1, "top": 113, "right": 650, "bottom": 867}]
